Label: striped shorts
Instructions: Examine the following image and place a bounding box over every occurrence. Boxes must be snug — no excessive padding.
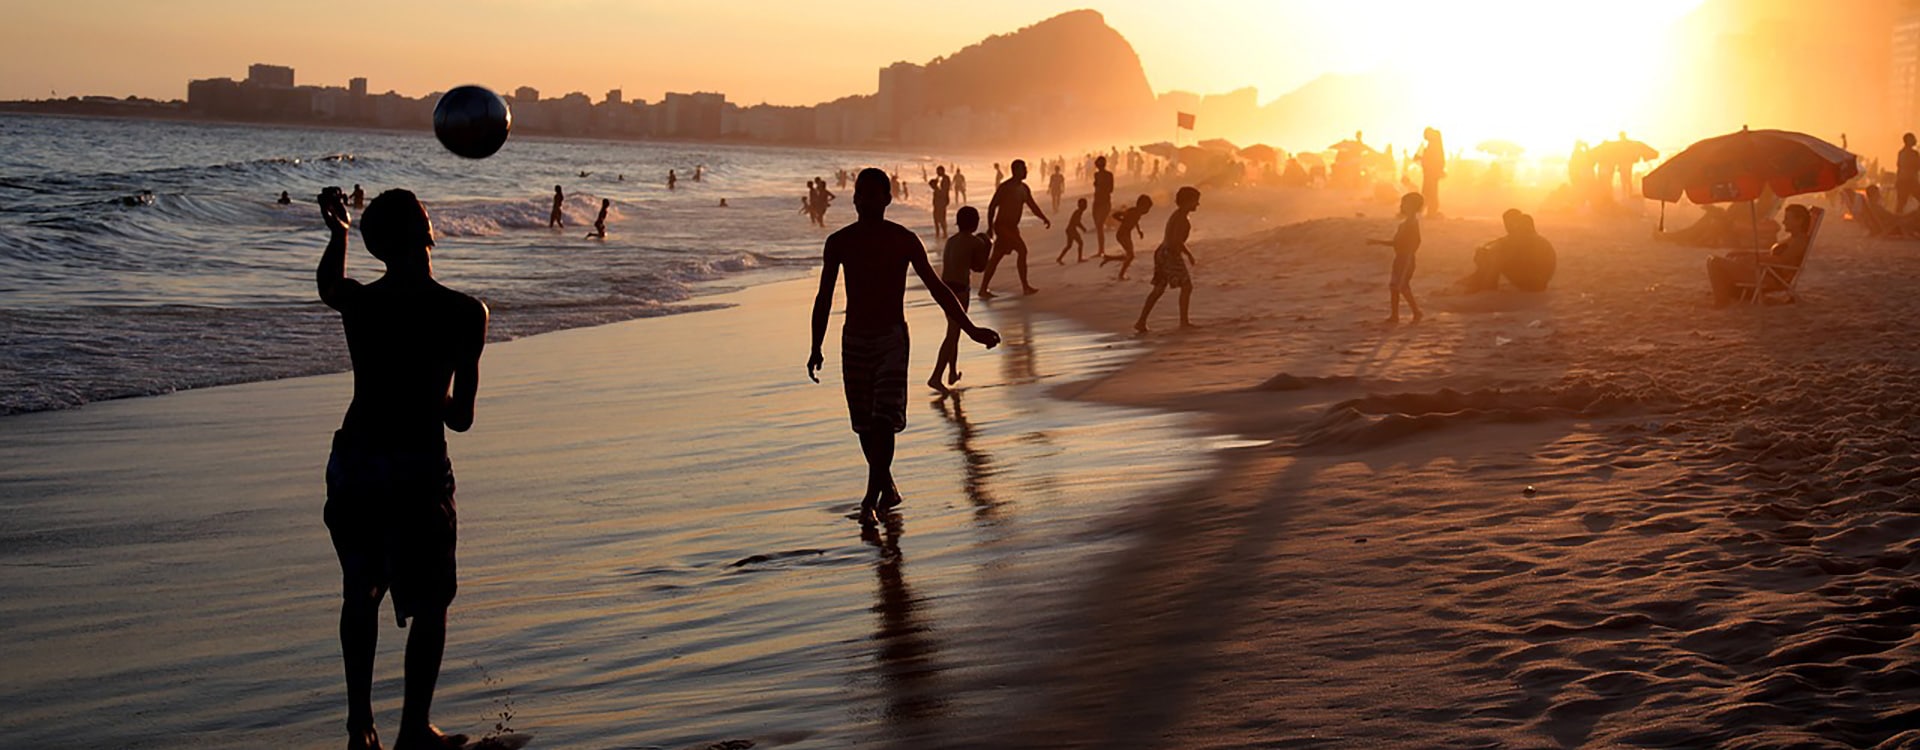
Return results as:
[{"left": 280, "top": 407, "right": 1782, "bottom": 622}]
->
[{"left": 842, "top": 323, "right": 910, "bottom": 434}]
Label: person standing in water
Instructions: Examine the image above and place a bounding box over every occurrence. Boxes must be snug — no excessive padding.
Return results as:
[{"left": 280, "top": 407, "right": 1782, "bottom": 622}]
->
[
  {"left": 316, "top": 187, "right": 489, "bottom": 750},
  {"left": 1091, "top": 155, "right": 1115, "bottom": 259},
  {"left": 1135, "top": 187, "right": 1200, "bottom": 332},
  {"left": 930, "top": 206, "right": 990, "bottom": 393},
  {"left": 928, "top": 166, "right": 953, "bottom": 240},
  {"left": 1368, "top": 192, "right": 1426, "bottom": 323},
  {"left": 350, "top": 184, "right": 366, "bottom": 210},
  {"left": 979, "top": 159, "right": 1051, "bottom": 299},
  {"left": 954, "top": 167, "right": 968, "bottom": 205},
  {"left": 1897, "top": 133, "right": 1919, "bottom": 214},
  {"left": 585, "top": 198, "right": 611, "bottom": 240},
  {"left": 548, "top": 185, "right": 564, "bottom": 228},
  {"left": 808, "top": 169, "right": 1000, "bottom": 524},
  {"left": 667, "top": 170, "right": 678, "bottom": 191}
]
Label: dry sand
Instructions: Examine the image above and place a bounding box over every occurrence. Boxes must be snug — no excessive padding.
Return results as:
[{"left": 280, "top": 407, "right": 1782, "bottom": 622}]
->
[{"left": 943, "top": 192, "right": 1920, "bottom": 748}]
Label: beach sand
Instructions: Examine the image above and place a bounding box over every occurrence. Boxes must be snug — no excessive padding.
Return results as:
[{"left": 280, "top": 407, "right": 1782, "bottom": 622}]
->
[
  {"left": 7, "top": 189, "right": 1920, "bottom": 749},
  {"left": 947, "top": 198, "right": 1920, "bottom": 748}
]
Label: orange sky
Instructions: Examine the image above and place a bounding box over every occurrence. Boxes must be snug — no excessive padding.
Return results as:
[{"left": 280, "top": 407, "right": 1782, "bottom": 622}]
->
[{"left": 1, "top": 1, "right": 1699, "bottom": 112}]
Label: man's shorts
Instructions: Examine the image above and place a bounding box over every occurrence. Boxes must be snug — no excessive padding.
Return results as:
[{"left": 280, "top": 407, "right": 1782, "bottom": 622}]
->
[
  {"left": 1152, "top": 245, "right": 1192, "bottom": 288},
  {"left": 324, "top": 432, "right": 457, "bottom": 625},
  {"left": 842, "top": 323, "right": 910, "bottom": 434},
  {"left": 992, "top": 225, "right": 1027, "bottom": 255}
]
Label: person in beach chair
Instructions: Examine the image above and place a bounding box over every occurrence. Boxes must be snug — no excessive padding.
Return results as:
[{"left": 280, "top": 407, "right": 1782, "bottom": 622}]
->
[{"left": 1707, "top": 203, "right": 1819, "bottom": 307}]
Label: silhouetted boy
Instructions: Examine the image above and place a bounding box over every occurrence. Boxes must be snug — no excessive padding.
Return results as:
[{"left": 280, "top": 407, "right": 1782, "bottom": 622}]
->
[
  {"left": 979, "top": 159, "right": 1051, "bottom": 298},
  {"left": 316, "top": 187, "right": 489, "bottom": 750},
  {"left": 809, "top": 169, "right": 1000, "bottom": 524},
  {"left": 1102, "top": 194, "right": 1152, "bottom": 280},
  {"left": 1135, "top": 187, "right": 1199, "bottom": 332},
  {"left": 1057, "top": 198, "right": 1089, "bottom": 264},
  {"left": 1898, "top": 133, "right": 1919, "bottom": 214},
  {"left": 1368, "top": 192, "right": 1425, "bottom": 322},
  {"left": 1048, "top": 164, "right": 1066, "bottom": 214},
  {"left": 932, "top": 206, "right": 990, "bottom": 392},
  {"left": 548, "top": 185, "right": 564, "bottom": 228},
  {"left": 929, "top": 166, "right": 953, "bottom": 239},
  {"left": 350, "top": 184, "right": 366, "bottom": 210}
]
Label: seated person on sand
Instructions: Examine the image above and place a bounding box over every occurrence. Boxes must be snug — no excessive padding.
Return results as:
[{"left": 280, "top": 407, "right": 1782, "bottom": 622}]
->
[
  {"left": 1655, "top": 188, "right": 1781, "bottom": 249},
  {"left": 1463, "top": 209, "right": 1556, "bottom": 293},
  {"left": 1705, "top": 203, "right": 1810, "bottom": 308},
  {"left": 1849, "top": 185, "right": 1920, "bottom": 238}
]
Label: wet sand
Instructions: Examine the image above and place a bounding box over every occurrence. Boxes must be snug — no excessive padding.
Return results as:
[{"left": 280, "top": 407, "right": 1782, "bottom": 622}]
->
[{"left": 0, "top": 277, "right": 1224, "bottom": 749}]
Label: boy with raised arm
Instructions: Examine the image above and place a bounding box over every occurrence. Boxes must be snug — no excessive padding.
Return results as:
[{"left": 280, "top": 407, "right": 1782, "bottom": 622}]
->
[
  {"left": 316, "top": 187, "right": 489, "bottom": 750},
  {"left": 809, "top": 169, "right": 1001, "bottom": 525}
]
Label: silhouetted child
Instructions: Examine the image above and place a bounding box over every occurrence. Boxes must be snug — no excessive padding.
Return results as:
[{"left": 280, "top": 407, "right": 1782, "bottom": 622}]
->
[
  {"left": 1368, "top": 192, "right": 1425, "bottom": 323},
  {"left": 1102, "top": 194, "right": 1153, "bottom": 279},
  {"left": 1057, "top": 198, "right": 1089, "bottom": 264},
  {"left": 932, "top": 206, "right": 991, "bottom": 392},
  {"left": 349, "top": 184, "right": 365, "bottom": 210},
  {"left": 667, "top": 169, "right": 678, "bottom": 191},
  {"left": 1135, "top": 187, "right": 1200, "bottom": 332},
  {"left": 278, "top": 191, "right": 292, "bottom": 205},
  {"left": 809, "top": 169, "right": 1000, "bottom": 525},
  {"left": 586, "top": 198, "right": 610, "bottom": 239},
  {"left": 316, "top": 187, "right": 489, "bottom": 750},
  {"left": 1048, "top": 165, "right": 1067, "bottom": 214},
  {"left": 549, "top": 185, "right": 564, "bottom": 228}
]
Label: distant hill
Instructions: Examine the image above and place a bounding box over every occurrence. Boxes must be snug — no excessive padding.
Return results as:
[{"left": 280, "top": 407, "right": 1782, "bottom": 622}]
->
[{"left": 916, "top": 10, "right": 1155, "bottom": 115}]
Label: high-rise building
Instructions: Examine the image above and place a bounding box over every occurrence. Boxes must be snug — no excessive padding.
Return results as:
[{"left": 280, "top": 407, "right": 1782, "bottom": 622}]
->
[
  {"left": 246, "top": 64, "right": 294, "bottom": 89},
  {"left": 513, "top": 86, "right": 540, "bottom": 103},
  {"left": 876, "top": 62, "right": 925, "bottom": 139},
  {"left": 1895, "top": 2, "right": 1920, "bottom": 131},
  {"left": 606, "top": 89, "right": 623, "bottom": 105},
  {"left": 349, "top": 78, "right": 367, "bottom": 97}
]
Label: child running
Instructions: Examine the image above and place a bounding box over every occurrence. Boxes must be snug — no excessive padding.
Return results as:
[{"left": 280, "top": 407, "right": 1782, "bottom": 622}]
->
[
  {"left": 1056, "top": 198, "right": 1088, "bottom": 264},
  {"left": 1135, "top": 187, "right": 1200, "bottom": 332},
  {"left": 1367, "top": 192, "right": 1425, "bottom": 323},
  {"left": 1101, "top": 194, "right": 1153, "bottom": 280},
  {"left": 931, "top": 206, "right": 991, "bottom": 392}
]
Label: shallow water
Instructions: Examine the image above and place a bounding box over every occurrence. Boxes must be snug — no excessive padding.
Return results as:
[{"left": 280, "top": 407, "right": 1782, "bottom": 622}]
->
[
  {"left": 0, "top": 114, "right": 992, "bottom": 415},
  {"left": 0, "top": 279, "right": 1220, "bottom": 748}
]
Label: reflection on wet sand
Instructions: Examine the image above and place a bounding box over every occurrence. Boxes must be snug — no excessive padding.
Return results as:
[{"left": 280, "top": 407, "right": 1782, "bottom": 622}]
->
[
  {"left": 934, "top": 390, "right": 1000, "bottom": 520},
  {"left": 863, "top": 517, "right": 945, "bottom": 739}
]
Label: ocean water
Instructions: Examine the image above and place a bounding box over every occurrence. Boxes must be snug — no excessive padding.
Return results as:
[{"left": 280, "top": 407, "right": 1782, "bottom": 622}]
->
[{"left": 0, "top": 113, "right": 964, "bottom": 415}]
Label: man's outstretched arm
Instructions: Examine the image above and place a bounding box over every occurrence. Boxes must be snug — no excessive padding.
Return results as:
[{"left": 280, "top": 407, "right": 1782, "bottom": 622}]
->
[
  {"left": 1024, "top": 192, "right": 1051, "bottom": 228},
  {"left": 808, "top": 241, "right": 841, "bottom": 382}
]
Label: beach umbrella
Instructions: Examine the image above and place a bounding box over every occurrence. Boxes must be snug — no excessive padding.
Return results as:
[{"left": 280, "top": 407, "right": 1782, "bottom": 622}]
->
[
  {"left": 1140, "top": 141, "right": 1179, "bottom": 159},
  {"left": 1198, "top": 138, "right": 1239, "bottom": 154},
  {"left": 1592, "top": 137, "right": 1659, "bottom": 168},
  {"left": 1476, "top": 139, "right": 1525, "bottom": 158},
  {"left": 1642, "top": 128, "right": 1855, "bottom": 204},
  {"left": 1239, "top": 144, "right": 1282, "bottom": 163},
  {"left": 1642, "top": 127, "right": 1858, "bottom": 299},
  {"left": 1328, "top": 138, "right": 1375, "bottom": 156}
]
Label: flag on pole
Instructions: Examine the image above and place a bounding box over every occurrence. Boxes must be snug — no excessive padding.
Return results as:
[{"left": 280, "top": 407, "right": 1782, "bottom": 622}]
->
[{"left": 1176, "top": 112, "right": 1196, "bottom": 130}]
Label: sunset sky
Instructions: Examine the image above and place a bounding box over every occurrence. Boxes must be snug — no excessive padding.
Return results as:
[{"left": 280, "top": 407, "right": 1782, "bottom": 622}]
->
[{"left": 6, "top": 1, "right": 1702, "bottom": 111}]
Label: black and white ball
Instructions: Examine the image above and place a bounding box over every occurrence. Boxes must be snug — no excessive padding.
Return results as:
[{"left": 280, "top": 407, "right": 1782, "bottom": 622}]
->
[{"left": 433, "top": 85, "right": 512, "bottom": 159}]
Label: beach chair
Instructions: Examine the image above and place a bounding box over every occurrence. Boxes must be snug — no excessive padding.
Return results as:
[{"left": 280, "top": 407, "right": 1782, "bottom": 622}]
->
[{"left": 1734, "top": 205, "right": 1823, "bottom": 304}]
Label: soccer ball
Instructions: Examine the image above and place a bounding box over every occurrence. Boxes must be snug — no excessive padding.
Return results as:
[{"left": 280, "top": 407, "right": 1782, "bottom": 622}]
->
[{"left": 433, "top": 85, "right": 512, "bottom": 159}]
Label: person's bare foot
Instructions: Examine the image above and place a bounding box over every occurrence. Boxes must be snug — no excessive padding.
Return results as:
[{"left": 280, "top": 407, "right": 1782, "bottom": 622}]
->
[
  {"left": 1117, "top": 274, "right": 1129, "bottom": 281},
  {"left": 348, "top": 725, "right": 383, "bottom": 750},
  {"left": 1023, "top": 286, "right": 1040, "bottom": 295},
  {"left": 1179, "top": 321, "right": 1199, "bottom": 330},
  {"left": 978, "top": 289, "right": 998, "bottom": 299},
  {"left": 1056, "top": 257, "right": 1066, "bottom": 265},
  {"left": 1134, "top": 321, "right": 1149, "bottom": 333},
  {"left": 1410, "top": 312, "right": 1424, "bottom": 323},
  {"left": 927, "top": 375, "right": 950, "bottom": 394},
  {"left": 877, "top": 485, "right": 903, "bottom": 511},
  {"left": 1384, "top": 315, "right": 1400, "bottom": 324},
  {"left": 947, "top": 369, "right": 962, "bottom": 385},
  {"left": 393, "top": 726, "right": 467, "bottom": 750}
]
